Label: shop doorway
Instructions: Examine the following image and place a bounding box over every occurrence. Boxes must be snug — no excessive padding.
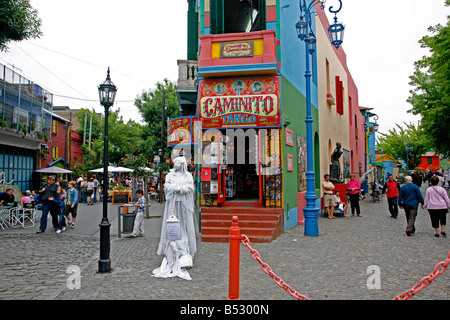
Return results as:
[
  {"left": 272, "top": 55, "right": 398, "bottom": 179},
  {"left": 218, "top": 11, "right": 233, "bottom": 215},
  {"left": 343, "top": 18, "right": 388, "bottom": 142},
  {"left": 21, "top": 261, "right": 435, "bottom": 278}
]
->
[
  {"left": 222, "top": 129, "right": 261, "bottom": 204},
  {"left": 200, "top": 128, "right": 281, "bottom": 207},
  {"left": 226, "top": 163, "right": 259, "bottom": 203}
]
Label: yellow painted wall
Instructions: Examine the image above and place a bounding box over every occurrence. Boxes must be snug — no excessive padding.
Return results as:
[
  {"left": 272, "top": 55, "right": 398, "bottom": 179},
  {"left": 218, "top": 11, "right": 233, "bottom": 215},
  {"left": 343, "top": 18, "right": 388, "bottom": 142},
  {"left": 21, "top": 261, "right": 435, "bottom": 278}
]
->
[
  {"left": 211, "top": 39, "right": 265, "bottom": 59},
  {"left": 315, "top": 15, "right": 350, "bottom": 192}
]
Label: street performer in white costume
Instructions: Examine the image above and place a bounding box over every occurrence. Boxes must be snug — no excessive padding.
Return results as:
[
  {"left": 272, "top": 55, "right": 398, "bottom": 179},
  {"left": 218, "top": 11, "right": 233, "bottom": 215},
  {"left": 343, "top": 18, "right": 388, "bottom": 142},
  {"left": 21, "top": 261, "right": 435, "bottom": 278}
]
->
[{"left": 153, "top": 156, "right": 197, "bottom": 280}]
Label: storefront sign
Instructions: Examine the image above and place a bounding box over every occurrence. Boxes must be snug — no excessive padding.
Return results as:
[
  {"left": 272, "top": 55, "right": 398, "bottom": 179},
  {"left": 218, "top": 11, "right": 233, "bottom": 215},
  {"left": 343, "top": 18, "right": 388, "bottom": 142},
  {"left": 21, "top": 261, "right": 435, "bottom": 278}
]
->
[
  {"left": 198, "top": 77, "right": 281, "bottom": 129},
  {"left": 220, "top": 41, "right": 254, "bottom": 58},
  {"left": 167, "top": 116, "right": 191, "bottom": 146}
]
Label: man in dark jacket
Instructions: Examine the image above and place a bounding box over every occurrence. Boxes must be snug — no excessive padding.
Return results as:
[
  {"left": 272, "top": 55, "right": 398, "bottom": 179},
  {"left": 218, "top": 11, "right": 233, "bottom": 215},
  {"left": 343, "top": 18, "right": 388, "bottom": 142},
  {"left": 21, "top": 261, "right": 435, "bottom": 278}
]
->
[
  {"left": 0, "top": 188, "right": 15, "bottom": 206},
  {"left": 36, "top": 175, "right": 59, "bottom": 233},
  {"left": 398, "top": 176, "right": 424, "bottom": 236}
]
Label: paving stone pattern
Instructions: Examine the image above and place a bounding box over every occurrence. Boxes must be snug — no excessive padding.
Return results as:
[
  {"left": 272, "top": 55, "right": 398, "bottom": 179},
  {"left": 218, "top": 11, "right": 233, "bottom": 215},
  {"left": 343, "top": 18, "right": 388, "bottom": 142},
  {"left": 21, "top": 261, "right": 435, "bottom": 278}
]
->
[{"left": 0, "top": 186, "right": 449, "bottom": 300}]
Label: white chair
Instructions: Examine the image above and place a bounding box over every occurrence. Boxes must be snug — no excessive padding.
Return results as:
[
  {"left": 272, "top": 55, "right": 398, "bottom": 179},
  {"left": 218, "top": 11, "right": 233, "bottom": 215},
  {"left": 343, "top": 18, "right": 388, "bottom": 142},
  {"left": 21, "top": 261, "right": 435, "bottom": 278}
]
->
[
  {"left": 10, "top": 203, "right": 35, "bottom": 228},
  {"left": 10, "top": 207, "right": 25, "bottom": 228},
  {"left": 22, "top": 203, "right": 36, "bottom": 228}
]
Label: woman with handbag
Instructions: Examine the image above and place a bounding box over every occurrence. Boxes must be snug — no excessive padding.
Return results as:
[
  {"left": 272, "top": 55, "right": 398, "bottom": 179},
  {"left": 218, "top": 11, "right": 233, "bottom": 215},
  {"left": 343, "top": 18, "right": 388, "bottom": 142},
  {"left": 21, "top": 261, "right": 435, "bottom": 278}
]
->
[{"left": 422, "top": 175, "right": 450, "bottom": 237}]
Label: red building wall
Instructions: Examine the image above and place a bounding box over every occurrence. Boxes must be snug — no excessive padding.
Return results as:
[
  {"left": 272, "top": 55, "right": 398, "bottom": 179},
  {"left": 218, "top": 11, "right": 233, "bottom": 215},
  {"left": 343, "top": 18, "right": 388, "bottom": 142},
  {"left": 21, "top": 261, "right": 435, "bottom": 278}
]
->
[
  {"left": 70, "top": 130, "right": 84, "bottom": 170},
  {"left": 418, "top": 155, "right": 440, "bottom": 171},
  {"left": 40, "top": 116, "right": 84, "bottom": 170}
]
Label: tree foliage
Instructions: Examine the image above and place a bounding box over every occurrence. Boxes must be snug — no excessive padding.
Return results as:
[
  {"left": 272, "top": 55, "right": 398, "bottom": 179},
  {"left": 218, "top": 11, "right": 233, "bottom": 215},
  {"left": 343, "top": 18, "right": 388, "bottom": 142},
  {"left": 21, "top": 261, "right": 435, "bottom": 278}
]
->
[
  {"left": 376, "top": 122, "right": 431, "bottom": 169},
  {"left": 407, "top": 0, "right": 450, "bottom": 156},
  {"left": 134, "top": 78, "right": 180, "bottom": 159},
  {"left": 0, "top": 0, "right": 42, "bottom": 51},
  {"left": 74, "top": 108, "right": 143, "bottom": 167}
]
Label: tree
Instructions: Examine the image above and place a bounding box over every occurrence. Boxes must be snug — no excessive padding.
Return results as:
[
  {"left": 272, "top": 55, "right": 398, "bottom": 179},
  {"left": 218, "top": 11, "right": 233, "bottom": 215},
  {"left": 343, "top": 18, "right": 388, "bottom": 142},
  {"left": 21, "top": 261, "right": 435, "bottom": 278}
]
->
[
  {"left": 376, "top": 122, "right": 431, "bottom": 169},
  {"left": 75, "top": 108, "right": 144, "bottom": 168},
  {"left": 135, "top": 78, "right": 180, "bottom": 160},
  {"left": 0, "top": 0, "right": 42, "bottom": 51},
  {"left": 107, "top": 111, "right": 143, "bottom": 164},
  {"left": 407, "top": 0, "right": 450, "bottom": 156}
]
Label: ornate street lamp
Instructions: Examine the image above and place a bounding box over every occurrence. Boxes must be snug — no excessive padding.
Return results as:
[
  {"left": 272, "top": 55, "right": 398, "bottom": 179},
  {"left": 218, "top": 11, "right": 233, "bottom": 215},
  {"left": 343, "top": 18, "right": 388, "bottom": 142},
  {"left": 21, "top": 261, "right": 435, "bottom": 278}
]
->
[
  {"left": 295, "top": 0, "right": 343, "bottom": 237},
  {"left": 373, "top": 119, "right": 379, "bottom": 133},
  {"left": 328, "top": 15, "right": 345, "bottom": 49},
  {"left": 98, "top": 67, "right": 117, "bottom": 273},
  {"left": 295, "top": 17, "right": 308, "bottom": 40}
]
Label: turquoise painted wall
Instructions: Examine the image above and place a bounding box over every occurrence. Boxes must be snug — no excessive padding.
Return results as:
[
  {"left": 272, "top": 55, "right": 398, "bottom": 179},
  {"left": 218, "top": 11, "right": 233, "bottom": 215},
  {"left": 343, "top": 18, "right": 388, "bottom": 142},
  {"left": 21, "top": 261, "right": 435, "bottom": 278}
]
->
[
  {"left": 279, "top": 0, "right": 318, "bottom": 110},
  {"left": 279, "top": 1, "right": 320, "bottom": 231}
]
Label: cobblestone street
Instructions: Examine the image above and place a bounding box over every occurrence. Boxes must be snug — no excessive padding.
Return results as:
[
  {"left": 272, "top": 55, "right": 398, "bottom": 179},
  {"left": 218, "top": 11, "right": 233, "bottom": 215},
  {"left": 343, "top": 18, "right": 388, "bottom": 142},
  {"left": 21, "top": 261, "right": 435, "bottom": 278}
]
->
[{"left": 0, "top": 187, "right": 449, "bottom": 301}]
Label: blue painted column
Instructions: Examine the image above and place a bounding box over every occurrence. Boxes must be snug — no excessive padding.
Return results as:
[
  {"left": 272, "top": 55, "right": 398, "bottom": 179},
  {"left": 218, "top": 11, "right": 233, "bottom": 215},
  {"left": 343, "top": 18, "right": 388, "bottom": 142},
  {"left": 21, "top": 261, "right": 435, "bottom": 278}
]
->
[{"left": 302, "top": 39, "right": 319, "bottom": 237}]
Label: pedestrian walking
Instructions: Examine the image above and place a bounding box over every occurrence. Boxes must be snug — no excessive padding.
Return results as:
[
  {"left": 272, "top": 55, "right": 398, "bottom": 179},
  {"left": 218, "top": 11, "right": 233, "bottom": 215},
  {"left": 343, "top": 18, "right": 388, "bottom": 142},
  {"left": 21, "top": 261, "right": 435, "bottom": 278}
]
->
[
  {"left": 64, "top": 181, "right": 79, "bottom": 229},
  {"left": 86, "top": 178, "right": 95, "bottom": 205},
  {"left": 422, "top": 175, "right": 449, "bottom": 237},
  {"left": 398, "top": 176, "right": 424, "bottom": 236},
  {"left": 382, "top": 174, "right": 400, "bottom": 218},
  {"left": 80, "top": 177, "right": 88, "bottom": 203},
  {"left": 36, "top": 175, "right": 59, "bottom": 233},
  {"left": 322, "top": 174, "right": 336, "bottom": 219},
  {"left": 93, "top": 175, "right": 99, "bottom": 203},
  {"left": 54, "top": 186, "right": 66, "bottom": 234},
  {"left": 411, "top": 171, "right": 422, "bottom": 188},
  {"left": 346, "top": 174, "right": 361, "bottom": 217},
  {"left": 128, "top": 189, "right": 146, "bottom": 238},
  {"left": 76, "top": 174, "right": 83, "bottom": 201}
]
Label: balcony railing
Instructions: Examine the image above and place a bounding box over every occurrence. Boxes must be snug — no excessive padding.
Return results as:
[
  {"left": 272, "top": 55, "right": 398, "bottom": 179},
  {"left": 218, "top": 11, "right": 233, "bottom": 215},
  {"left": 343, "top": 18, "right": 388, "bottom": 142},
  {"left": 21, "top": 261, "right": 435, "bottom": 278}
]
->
[{"left": 177, "top": 60, "right": 198, "bottom": 91}]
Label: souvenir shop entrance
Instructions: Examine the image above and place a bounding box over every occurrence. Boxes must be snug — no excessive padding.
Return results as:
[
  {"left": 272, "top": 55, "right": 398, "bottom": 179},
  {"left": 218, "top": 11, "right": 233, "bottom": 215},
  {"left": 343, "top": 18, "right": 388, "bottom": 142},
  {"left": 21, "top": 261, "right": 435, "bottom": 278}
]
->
[{"left": 200, "top": 128, "right": 281, "bottom": 207}]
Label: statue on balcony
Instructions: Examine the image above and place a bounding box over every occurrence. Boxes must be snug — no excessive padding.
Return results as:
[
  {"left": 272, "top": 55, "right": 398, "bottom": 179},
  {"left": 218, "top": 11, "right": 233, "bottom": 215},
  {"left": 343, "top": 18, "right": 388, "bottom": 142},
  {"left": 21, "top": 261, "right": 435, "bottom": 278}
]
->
[{"left": 330, "top": 142, "right": 344, "bottom": 183}]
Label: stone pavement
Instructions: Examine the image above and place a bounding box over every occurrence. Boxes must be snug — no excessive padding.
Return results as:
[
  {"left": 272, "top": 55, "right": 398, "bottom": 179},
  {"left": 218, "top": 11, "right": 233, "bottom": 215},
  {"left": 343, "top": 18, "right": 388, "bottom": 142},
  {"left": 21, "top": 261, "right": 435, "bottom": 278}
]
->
[{"left": 0, "top": 186, "right": 449, "bottom": 301}]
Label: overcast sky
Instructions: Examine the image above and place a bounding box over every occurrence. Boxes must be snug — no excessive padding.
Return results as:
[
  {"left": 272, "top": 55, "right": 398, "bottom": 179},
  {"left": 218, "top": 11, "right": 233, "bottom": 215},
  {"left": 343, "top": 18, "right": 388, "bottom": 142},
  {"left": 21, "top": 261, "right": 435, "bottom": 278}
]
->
[{"left": 0, "top": 0, "right": 448, "bottom": 135}]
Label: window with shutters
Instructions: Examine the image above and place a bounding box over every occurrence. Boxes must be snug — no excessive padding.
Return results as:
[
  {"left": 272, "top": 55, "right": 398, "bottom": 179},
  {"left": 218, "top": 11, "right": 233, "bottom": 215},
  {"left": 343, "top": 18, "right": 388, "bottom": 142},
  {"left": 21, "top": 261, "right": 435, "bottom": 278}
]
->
[
  {"left": 335, "top": 76, "right": 344, "bottom": 115},
  {"left": 52, "top": 146, "right": 58, "bottom": 160}
]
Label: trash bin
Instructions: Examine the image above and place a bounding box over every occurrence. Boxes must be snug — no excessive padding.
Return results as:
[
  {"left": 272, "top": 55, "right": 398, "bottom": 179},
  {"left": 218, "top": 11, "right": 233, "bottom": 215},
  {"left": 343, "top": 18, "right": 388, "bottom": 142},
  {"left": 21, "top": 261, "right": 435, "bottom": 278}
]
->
[{"left": 122, "top": 213, "right": 136, "bottom": 234}]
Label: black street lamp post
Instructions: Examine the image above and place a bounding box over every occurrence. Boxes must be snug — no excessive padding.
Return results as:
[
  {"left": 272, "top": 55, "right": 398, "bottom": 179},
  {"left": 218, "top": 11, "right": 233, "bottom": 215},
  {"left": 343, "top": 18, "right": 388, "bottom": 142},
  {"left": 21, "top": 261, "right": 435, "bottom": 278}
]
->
[
  {"left": 158, "top": 148, "right": 163, "bottom": 203},
  {"left": 98, "top": 67, "right": 117, "bottom": 273}
]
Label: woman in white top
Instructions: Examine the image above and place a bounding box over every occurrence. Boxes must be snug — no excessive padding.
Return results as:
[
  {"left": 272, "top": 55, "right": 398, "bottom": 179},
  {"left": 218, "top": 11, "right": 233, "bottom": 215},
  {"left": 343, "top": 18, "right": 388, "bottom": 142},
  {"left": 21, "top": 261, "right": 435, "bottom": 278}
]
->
[{"left": 86, "top": 178, "right": 95, "bottom": 205}]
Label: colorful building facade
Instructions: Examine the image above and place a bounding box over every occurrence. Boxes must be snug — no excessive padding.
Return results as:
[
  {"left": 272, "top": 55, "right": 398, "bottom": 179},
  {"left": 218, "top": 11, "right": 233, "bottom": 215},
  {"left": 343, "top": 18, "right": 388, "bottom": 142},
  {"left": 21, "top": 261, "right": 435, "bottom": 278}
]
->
[
  {"left": 174, "top": 0, "right": 367, "bottom": 240},
  {"left": 0, "top": 62, "right": 51, "bottom": 191},
  {"left": 40, "top": 112, "right": 84, "bottom": 173},
  {"left": 417, "top": 151, "right": 440, "bottom": 172}
]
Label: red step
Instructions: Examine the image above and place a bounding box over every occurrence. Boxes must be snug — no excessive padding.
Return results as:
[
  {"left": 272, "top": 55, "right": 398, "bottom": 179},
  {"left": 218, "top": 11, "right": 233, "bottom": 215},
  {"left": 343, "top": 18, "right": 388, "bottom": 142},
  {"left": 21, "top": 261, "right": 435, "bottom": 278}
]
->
[{"left": 200, "top": 207, "right": 284, "bottom": 243}]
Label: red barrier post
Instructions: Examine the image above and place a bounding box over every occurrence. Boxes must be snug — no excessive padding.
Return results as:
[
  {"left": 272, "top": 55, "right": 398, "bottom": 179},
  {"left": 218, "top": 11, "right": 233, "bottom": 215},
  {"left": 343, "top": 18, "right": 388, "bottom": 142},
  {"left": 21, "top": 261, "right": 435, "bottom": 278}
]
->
[{"left": 227, "top": 216, "right": 242, "bottom": 300}]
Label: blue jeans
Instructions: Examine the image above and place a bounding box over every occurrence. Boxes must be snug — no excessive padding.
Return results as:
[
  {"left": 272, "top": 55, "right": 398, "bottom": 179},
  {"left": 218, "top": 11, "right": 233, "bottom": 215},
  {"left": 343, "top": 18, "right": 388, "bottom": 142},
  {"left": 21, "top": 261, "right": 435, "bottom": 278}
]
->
[
  {"left": 57, "top": 207, "right": 66, "bottom": 230},
  {"left": 81, "top": 190, "right": 87, "bottom": 203},
  {"left": 39, "top": 201, "right": 58, "bottom": 231}
]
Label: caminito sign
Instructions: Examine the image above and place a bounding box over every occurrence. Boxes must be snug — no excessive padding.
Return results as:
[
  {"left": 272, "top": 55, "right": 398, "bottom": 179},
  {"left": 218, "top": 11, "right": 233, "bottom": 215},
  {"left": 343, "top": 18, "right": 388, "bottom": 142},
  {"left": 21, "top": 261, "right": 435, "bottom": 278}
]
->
[{"left": 198, "top": 77, "right": 281, "bottom": 129}]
